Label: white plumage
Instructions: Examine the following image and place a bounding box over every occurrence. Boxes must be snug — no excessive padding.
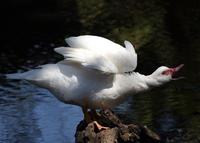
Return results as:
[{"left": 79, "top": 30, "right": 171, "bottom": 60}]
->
[
  {"left": 6, "top": 35, "right": 183, "bottom": 114},
  {"left": 55, "top": 35, "right": 137, "bottom": 73}
]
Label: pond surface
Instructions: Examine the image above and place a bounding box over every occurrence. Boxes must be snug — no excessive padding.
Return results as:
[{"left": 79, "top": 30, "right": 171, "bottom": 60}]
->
[{"left": 0, "top": 44, "right": 200, "bottom": 143}]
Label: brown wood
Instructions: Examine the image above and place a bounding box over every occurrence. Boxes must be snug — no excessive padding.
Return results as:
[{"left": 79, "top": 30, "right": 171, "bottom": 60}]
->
[{"left": 75, "top": 109, "right": 161, "bottom": 143}]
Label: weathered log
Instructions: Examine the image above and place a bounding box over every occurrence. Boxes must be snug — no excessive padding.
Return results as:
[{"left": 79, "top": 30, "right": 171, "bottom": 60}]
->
[{"left": 75, "top": 109, "right": 161, "bottom": 143}]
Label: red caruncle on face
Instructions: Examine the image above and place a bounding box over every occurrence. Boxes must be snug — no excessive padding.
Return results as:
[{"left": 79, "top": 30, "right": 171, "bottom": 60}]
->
[{"left": 161, "top": 68, "right": 175, "bottom": 75}]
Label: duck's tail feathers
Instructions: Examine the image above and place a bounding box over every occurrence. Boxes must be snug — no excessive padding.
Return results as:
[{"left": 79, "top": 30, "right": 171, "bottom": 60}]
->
[
  {"left": 6, "top": 72, "right": 28, "bottom": 80},
  {"left": 6, "top": 64, "right": 59, "bottom": 89},
  {"left": 6, "top": 67, "right": 43, "bottom": 81},
  {"left": 6, "top": 64, "right": 59, "bottom": 82}
]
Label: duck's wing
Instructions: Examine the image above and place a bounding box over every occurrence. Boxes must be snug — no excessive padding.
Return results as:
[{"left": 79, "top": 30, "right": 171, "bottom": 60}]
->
[{"left": 54, "top": 35, "right": 137, "bottom": 74}]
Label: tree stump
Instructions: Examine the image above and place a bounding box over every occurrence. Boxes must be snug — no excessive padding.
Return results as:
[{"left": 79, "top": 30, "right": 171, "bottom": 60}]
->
[{"left": 75, "top": 110, "right": 161, "bottom": 143}]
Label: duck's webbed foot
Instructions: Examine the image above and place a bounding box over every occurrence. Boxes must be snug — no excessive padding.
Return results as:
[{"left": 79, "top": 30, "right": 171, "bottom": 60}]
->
[
  {"left": 93, "top": 121, "right": 109, "bottom": 131},
  {"left": 82, "top": 107, "right": 110, "bottom": 131},
  {"left": 90, "top": 109, "right": 110, "bottom": 131}
]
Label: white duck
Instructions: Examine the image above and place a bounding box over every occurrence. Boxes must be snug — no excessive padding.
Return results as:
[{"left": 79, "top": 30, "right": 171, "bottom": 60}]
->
[{"left": 7, "top": 35, "right": 183, "bottom": 129}]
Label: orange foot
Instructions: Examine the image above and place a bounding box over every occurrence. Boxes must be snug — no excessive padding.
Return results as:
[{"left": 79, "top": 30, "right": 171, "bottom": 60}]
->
[{"left": 93, "top": 121, "right": 109, "bottom": 131}]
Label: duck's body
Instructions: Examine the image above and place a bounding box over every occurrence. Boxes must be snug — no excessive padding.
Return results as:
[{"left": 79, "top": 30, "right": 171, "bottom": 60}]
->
[
  {"left": 8, "top": 62, "right": 152, "bottom": 109},
  {"left": 7, "top": 35, "right": 183, "bottom": 127},
  {"left": 49, "top": 65, "right": 153, "bottom": 109}
]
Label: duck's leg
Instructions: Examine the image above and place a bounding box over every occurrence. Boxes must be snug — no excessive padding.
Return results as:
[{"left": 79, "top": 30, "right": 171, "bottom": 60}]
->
[
  {"left": 81, "top": 107, "right": 92, "bottom": 123},
  {"left": 82, "top": 107, "right": 109, "bottom": 130},
  {"left": 90, "top": 109, "right": 100, "bottom": 119},
  {"left": 90, "top": 109, "right": 109, "bottom": 131}
]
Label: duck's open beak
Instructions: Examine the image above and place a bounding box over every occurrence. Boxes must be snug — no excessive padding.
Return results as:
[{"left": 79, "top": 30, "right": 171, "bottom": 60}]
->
[{"left": 171, "top": 64, "right": 184, "bottom": 80}]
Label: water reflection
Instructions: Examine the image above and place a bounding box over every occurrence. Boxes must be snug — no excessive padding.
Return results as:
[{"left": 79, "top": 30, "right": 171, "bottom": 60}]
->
[
  {"left": 116, "top": 81, "right": 200, "bottom": 142},
  {"left": 0, "top": 81, "right": 82, "bottom": 143}
]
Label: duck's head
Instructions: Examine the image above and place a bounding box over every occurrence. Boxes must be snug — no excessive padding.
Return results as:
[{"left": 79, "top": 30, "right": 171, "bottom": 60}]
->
[{"left": 151, "top": 64, "right": 184, "bottom": 84}]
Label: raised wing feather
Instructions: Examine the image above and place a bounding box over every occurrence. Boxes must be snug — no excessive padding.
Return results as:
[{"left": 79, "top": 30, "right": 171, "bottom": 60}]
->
[
  {"left": 55, "top": 35, "right": 137, "bottom": 73},
  {"left": 55, "top": 47, "right": 118, "bottom": 73}
]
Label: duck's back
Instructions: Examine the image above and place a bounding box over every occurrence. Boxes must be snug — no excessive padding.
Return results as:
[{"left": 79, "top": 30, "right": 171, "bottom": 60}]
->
[
  {"left": 7, "top": 63, "right": 114, "bottom": 106},
  {"left": 50, "top": 63, "right": 114, "bottom": 105}
]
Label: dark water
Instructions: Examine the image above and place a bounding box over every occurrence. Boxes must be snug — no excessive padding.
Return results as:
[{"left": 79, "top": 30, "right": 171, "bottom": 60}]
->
[{"left": 0, "top": 43, "right": 200, "bottom": 143}]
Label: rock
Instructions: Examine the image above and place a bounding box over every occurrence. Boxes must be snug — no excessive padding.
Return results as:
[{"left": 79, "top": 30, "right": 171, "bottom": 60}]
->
[{"left": 75, "top": 109, "right": 161, "bottom": 143}]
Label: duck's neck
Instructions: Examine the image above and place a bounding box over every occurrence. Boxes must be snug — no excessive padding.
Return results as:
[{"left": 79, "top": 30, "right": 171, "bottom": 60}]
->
[
  {"left": 139, "top": 73, "right": 163, "bottom": 87},
  {"left": 115, "top": 72, "right": 163, "bottom": 96},
  {"left": 124, "top": 72, "right": 162, "bottom": 93}
]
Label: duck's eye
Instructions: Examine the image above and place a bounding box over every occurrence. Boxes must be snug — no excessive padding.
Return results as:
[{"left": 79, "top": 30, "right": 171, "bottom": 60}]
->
[{"left": 162, "top": 69, "right": 173, "bottom": 75}]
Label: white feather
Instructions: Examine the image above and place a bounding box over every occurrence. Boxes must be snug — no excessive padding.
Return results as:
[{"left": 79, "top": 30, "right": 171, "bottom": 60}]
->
[
  {"left": 54, "top": 35, "right": 137, "bottom": 73},
  {"left": 6, "top": 35, "right": 176, "bottom": 109},
  {"left": 55, "top": 47, "right": 118, "bottom": 73}
]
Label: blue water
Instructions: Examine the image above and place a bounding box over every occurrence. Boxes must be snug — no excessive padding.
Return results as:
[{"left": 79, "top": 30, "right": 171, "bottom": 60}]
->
[{"left": 0, "top": 81, "right": 82, "bottom": 143}]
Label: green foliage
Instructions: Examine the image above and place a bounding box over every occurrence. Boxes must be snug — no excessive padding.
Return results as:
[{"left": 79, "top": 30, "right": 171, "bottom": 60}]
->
[{"left": 75, "top": 0, "right": 176, "bottom": 66}]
